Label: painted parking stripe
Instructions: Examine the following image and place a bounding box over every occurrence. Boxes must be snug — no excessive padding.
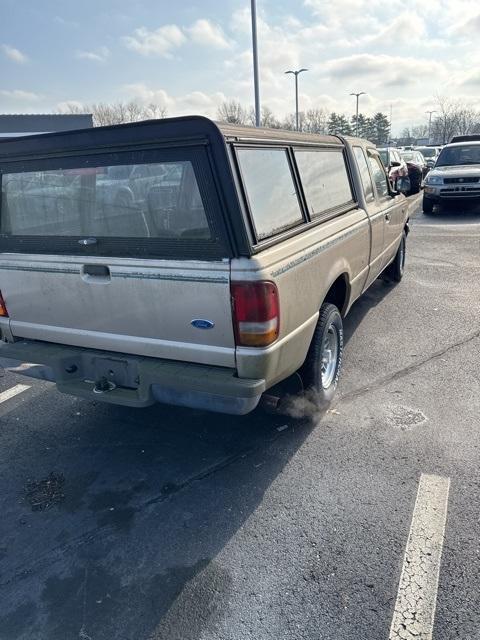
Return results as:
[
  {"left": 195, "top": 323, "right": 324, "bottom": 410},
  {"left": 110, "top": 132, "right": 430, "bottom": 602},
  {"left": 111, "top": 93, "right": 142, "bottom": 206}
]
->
[
  {"left": 0, "top": 384, "right": 31, "bottom": 404},
  {"left": 389, "top": 473, "right": 450, "bottom": 640}
]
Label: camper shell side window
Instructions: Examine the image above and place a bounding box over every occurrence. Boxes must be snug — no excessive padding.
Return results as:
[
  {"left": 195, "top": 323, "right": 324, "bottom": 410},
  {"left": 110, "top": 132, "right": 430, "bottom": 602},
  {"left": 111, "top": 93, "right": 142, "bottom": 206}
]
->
[{"left": 232, "top": 142, "right": 358, "bottom": 249}]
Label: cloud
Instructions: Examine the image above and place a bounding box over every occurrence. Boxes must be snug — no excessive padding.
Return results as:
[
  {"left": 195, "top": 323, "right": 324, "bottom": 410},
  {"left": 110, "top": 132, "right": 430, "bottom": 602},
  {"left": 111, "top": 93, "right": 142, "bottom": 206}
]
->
[
  {"left": 76, "top": 46, "right": 110, "bottom": 63},
  {"left": 123, "top": 20, "right": 233, "bottom": 57},
  {"left": 447, "top": 12, "right": 480, "bottom": 38},
  {"left": 323, "top": 54, "right": 444, "bottom": 84},
  {"left": 461, "top": 70, "right": 480, "bottom": 86},
  {"left": 186, "top": 19, "right": 231, "bottom": 49},
  {"left": 0, "top": 89, "right": 41, "bottom": 101},
  {"left": 123, "top": 25, "right": 186, "bottom": 57},
  {"left": 2, "top": 44, "right": 28, "bottom": 63},
  {"left": 54, "top": 15, "right": 79, "bottom": 28},
  {"left": 122, "top": 83, "right": 228, "bottom": 117},
  {"left": 364, "top": 13, "right": 426, "bottom": 46}
]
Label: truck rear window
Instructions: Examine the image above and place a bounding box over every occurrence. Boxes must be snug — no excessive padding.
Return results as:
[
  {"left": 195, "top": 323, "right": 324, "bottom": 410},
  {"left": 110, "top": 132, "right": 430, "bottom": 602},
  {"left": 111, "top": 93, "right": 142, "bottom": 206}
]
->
[{"left": 1, "top": 160, "right": 211, "bottom": 240}]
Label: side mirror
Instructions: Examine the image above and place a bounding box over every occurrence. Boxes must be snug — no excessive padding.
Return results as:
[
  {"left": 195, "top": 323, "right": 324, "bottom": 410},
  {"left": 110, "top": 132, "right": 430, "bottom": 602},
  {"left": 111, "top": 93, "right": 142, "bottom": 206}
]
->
[
  {"left": 391, "top": 161, "right": 401, "bottom": 167},
  {"left": 395, "top": 176, "right": 411, "bottom": 195}
]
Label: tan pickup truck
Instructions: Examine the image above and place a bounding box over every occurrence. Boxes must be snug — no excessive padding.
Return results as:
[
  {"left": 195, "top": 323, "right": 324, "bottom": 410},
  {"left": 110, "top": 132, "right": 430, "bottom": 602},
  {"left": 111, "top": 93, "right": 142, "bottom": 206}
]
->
[{"left": 0, "top": 117, "right": 409, "bottom": 414}]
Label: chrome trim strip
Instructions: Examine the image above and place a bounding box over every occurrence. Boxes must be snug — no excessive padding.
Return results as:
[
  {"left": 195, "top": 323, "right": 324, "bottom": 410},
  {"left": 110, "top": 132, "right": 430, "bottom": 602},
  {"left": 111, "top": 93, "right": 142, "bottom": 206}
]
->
[
  {"left": 271, "top": 221, "right": 367, "bottom": 277},
  {"left": 0, "top": 264, "right": 228, "bottom": 283}
]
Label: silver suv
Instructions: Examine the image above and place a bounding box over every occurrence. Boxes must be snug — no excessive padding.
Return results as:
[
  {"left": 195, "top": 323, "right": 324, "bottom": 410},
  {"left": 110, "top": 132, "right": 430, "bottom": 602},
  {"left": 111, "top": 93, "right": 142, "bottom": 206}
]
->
[{"left": 423, "top": 140, "right": 480, "bottom": 214}]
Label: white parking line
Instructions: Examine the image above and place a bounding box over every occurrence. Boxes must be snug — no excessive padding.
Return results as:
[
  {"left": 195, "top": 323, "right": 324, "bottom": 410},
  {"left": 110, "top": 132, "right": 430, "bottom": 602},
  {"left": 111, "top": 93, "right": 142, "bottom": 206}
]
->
[
  {"left": 0, "top": 383, "right": 31, "bottom": 404},
  {"left": 389, "top": 473, "right": 450, "bottom": 640}
]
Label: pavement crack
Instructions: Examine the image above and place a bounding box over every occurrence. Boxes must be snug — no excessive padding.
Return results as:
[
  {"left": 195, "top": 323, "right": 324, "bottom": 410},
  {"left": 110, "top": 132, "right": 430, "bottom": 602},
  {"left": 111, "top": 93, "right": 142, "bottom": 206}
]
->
[{"left": 340, "top": 326, "right": 480, "bottom": 403}]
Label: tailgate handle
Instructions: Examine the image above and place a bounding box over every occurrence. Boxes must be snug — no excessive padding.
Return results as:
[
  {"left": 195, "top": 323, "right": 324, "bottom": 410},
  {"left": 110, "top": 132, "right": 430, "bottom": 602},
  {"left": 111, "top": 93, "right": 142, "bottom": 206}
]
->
[{"left": 82, "top": 264, "right": 111, "bottom": 283}]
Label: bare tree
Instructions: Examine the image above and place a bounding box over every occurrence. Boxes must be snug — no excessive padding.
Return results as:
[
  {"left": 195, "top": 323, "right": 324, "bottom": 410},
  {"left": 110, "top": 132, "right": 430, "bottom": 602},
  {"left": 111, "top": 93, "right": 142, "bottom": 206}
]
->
[
  {"left": 216, "top": 100, "right": 248, "bottom": 125},
  {"left": 247, "top": 105, "right": 281, "bottom": 128},
  {"left": 58, "top": 101, "right": 168, "bottom": 126},
  {"left": 143, "top": 103, "right": 168, "bottom": 120},
  {"left": 411, "top": 124, "right": 429, "bottom": 139},
  {"left": 281, "top": 112, "right": 306, "bottom": 131},
  {"left": 431, "top": 96, "right": 480, "bottom": 144},
  {"left": 302, "top": 108, "right": 329, "bottom": 134}
]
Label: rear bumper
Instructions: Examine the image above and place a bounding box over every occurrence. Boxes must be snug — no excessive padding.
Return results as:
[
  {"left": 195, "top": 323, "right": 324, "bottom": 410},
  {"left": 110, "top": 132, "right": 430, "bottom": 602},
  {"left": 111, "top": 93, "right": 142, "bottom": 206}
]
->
[{"left": 0, "top": 339, "right": 265, "bottom": 415}]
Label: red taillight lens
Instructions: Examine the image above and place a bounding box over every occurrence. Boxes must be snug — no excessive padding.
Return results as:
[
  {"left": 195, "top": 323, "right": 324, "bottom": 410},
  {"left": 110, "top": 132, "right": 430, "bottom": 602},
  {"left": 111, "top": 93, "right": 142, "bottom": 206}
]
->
[
  {"left": 231, "top": 281, "right": 279, "bottom": 347},
  {"left": 0, "top": 291, "right": 8, "bottom": 317}
]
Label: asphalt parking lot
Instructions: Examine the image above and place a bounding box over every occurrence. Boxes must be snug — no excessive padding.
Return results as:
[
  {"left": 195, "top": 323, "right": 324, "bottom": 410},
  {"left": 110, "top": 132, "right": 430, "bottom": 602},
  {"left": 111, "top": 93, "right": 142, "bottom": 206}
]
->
[{"left": 1, "top": 197, "right": 480, "bottom": 640}]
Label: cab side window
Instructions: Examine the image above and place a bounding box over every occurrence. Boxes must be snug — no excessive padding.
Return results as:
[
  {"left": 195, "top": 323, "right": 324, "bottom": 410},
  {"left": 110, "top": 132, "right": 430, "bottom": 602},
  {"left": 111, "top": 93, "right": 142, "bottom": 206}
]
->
[
  {"left": 366, "top": 149, "right": 390, "bottom": 199},
  {"left": 353, "top": 147, "right": 375, "bottom": 203}
]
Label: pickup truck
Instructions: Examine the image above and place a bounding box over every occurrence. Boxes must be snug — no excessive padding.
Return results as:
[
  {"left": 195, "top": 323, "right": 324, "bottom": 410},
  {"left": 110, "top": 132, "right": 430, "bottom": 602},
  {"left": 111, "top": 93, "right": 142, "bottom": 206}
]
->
[{"left": 0, "top": 116, "right": 409, "bottom": 414}]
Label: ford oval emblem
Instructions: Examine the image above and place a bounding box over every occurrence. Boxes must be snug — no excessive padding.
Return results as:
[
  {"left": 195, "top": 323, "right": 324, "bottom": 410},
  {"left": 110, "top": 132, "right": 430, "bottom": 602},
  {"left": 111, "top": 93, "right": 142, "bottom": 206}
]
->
[{"left": 191, "top": 319, "right": 215, "bottom": 330}]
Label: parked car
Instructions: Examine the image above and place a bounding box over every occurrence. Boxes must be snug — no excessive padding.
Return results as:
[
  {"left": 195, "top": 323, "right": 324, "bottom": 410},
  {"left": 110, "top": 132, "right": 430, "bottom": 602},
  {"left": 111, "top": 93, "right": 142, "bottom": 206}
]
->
[
  {"left": 414, "top": 146, "right": 440, "bottom": 169},
  {"left": 422, "top": 140, "right": 480, "bottom": 214},
  {"left": 0, "top": 117, "right": 409, "bottom": 414},
  {"left": 450, "top": 135, "right": 480, "bottom": 143},
  {"left": 399, "top": 150, "right": 428, "bottom": 194},
  {"left": 377, "top": 147, "right": 410, "bottom": 192}
]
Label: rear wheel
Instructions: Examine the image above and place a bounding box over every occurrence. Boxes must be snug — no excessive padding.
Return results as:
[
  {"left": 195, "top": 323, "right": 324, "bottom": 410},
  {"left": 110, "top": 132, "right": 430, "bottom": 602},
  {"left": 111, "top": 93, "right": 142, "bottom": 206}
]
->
[
  {"left": 423, "top": 196, "right": 434, "bottom": 215},
  {"left": 300, "top": 303, "right": 344, "bottom": 405}
]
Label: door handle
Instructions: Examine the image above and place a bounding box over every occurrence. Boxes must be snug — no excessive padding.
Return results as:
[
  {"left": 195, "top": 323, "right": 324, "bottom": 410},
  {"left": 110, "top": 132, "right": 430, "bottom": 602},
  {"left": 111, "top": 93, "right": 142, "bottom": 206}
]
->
[
  {"left": 81, "top": 264, "right": 111, "bottom": 283},
  {"left": 385, "top": 212, "right": 391, "bottom": 222}
]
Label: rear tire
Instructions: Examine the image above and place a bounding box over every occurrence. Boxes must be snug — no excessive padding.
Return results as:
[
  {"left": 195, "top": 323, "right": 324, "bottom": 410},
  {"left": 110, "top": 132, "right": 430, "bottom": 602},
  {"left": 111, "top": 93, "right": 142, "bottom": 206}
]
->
[
  {"left": 423, "top": 197, "right": 434, "bottom": 215},
  {"left": 386, "top": 231, "right": 406, "bottom": 283},
  {"left": 300, "top": 303, "right": 344, "bottom": 406}
]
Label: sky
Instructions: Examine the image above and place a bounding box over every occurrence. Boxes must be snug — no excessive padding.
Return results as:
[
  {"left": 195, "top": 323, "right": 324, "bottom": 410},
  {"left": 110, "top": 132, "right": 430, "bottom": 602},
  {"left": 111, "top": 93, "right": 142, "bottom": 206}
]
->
[{"left": 1, "top": 0, "right": 479, "bottom": 133}]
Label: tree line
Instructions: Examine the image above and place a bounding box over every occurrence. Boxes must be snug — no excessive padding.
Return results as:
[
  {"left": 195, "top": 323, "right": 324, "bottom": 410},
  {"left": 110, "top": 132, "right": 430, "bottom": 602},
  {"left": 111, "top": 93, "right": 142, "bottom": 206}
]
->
[
  {"left": 61, "top": 94, "right": 480, "bottom": 145},
  {"left": 217, "top": 100, "right": 391, "bottom": 145},
  {"left": 60, "top": 99, "right": 390, "bottom": 144}
]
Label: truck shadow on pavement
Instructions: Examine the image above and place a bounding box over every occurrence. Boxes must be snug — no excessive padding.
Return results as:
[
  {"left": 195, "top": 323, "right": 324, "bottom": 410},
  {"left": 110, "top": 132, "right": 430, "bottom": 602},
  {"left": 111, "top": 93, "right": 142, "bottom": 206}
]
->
[
  {"left": 342, "top": 277, "right": 395, "bottom": 346},
  {"left": 0, "top": 389, "right": 316, "bottom": 640}
]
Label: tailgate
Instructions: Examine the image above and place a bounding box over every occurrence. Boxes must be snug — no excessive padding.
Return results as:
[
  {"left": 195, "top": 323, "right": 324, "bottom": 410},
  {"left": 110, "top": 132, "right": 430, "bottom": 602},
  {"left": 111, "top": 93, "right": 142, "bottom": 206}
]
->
[{"left": 0, "top": 255, "right": 235, "bottom": 367}]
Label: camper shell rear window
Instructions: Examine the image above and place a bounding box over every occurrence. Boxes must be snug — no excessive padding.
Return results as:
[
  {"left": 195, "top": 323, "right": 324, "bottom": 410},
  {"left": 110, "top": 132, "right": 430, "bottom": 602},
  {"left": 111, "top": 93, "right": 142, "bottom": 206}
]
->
[{"left": 0, "top": 146, "right": 230, "bottom": 259}]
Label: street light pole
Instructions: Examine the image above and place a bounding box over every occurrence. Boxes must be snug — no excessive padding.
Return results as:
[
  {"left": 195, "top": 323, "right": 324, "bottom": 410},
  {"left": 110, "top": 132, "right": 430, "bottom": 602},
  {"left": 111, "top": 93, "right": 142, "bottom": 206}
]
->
[
  {"left": 250, "top": 0, "right": 261, "bottom": 127},
  {"left": 285, "top": 68, "right": 308, "bottom": 131},
  {"left": 426, "top": 110, "right": 436, "bottom": 144},
  {"left": 350, "top": 91, "right": 366, "bottom": 136}
]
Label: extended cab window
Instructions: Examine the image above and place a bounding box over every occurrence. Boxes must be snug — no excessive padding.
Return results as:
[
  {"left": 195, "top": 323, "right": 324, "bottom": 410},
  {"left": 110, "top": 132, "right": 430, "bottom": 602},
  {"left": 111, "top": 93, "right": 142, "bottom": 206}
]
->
[
  {"left": 366, "top": 150, "right": 390, "bottom": 199},
  {"left": 353, "top": 147, "right": 375, "bottom": 202},
  {"left": 294, "top": 149, "right": 354, "bottom": 219},
  {"left": 1, "top": 160, "right": 210, "bottom": 240},
  {"left": 237, "top": 148, "right": 304, "bottom": 240}
]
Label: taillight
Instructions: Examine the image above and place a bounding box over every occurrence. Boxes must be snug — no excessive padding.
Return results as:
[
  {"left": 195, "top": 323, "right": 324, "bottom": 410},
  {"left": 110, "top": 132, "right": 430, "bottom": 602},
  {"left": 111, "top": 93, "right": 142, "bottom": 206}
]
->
[
  {"left": 0, "top": 290, "right": 8, "bottom": 317},
  {"left": 231, "top": 281, "right": 279, "bottom": 347}
]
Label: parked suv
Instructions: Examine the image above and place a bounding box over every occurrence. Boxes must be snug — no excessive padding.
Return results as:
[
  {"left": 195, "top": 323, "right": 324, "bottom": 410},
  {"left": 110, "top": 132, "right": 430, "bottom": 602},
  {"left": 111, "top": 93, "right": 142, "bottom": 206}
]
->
[
  {"left": 0, "top": 117, "right": 409, "bottom": 414},
  {"left": 414, "top": 146, "right": 440, "bottom": 169},
  {"left": 423, "top": 140, "right": 480, "bottom": 214}
]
